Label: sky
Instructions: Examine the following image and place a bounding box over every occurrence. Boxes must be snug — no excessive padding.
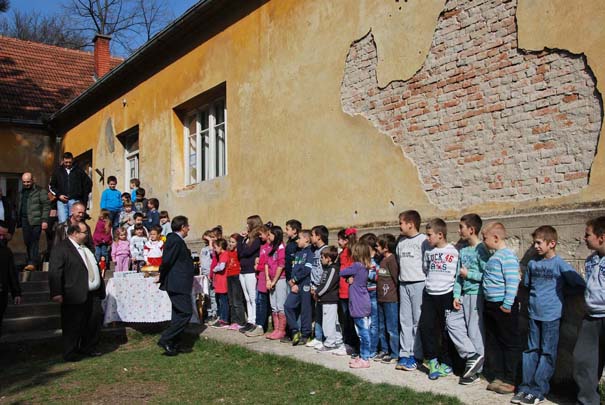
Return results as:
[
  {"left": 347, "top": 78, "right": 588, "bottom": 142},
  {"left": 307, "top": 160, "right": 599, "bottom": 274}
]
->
[
  {"left": 7, "top": 0, "right": 201, "bottom": 55},
  {"left": 11, "top": 0, "right": 199, "bottom": 18}
]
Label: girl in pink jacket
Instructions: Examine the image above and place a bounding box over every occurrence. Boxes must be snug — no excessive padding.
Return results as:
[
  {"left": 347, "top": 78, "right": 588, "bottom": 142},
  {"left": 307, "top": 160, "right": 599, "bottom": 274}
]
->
[{"left": 112, "top": 228, "right": 131, "bottom": 272}]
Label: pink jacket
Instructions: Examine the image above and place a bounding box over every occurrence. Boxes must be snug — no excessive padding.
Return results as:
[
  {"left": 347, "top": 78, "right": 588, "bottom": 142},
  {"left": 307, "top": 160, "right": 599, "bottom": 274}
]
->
[
  {"left": 255, "top": 242, "right": 271, "bottom": 293},
  {"left": 93, "top": 219, "right": 112, "bottom": 246},
  {"left": 266, "top": 243, "right": 286, "bottom": 279},
  {"left": 111, "top": 240, "right": 131, "bottom": 261}
]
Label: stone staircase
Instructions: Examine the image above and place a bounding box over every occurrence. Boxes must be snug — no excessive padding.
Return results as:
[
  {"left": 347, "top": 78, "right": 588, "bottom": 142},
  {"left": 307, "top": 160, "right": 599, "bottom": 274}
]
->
[
  {"left": 1, "top": 271, "right": 62, "bottom": 342},
  {"left": 1, "top": 269, "right": 116, "bottom": 343}
]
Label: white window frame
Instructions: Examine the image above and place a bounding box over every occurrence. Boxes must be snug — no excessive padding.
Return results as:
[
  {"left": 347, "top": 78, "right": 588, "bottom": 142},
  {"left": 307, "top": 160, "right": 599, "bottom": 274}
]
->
[
  {"left": 125, "top": 149, "right": 139, "bottom": 191},
  {"left": 184, "top": 97, "right": 227, "bottom": 185}
]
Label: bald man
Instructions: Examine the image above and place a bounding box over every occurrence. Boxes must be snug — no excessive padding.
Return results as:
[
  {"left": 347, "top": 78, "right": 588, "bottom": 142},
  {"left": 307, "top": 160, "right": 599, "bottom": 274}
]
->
[
  {"left": 53, "top": 202, "right": 93, "bottom": 250},
  {"left": 18, "top": 173, "right": 50, "bottom": 271}
]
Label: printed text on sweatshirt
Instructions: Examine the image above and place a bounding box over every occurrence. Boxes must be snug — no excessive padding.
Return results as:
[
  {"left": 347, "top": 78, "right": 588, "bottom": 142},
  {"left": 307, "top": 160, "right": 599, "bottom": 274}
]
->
[{"left": 423, "top": 243, "right": 459, "bottom": 295}]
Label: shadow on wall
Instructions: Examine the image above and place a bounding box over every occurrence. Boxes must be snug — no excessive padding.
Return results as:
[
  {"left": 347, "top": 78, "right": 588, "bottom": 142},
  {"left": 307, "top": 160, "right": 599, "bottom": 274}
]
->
[{"left": 0, "top": 56, "right": 80, "bottom": 121}]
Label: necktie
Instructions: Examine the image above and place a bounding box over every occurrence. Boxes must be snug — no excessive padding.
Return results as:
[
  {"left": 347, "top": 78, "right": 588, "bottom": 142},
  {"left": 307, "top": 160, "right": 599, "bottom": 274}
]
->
[{"left": 80, "top": 245, "right": 96, "bottom": 283}]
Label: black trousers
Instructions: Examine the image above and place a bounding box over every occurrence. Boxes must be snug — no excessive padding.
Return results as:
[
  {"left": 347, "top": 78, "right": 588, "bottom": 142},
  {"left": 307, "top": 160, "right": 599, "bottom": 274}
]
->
[
  {"left": 484, "top": 299, "right": 522, "bottom": 384},
  {"left": 0, "top": 291, "right": 8, "bottom": 337},
  {"left": 227, "top": 275, "right": 245, "bottom": 325},
  {"left": 573, "top": 316, "right": 605, "bottom": 405},
  {"left": 419, "top": 290, "right": 453, "bottom": 365},
  {"left": 160, "top": 292, "right": 193, "bottom": 345},
  {"left": 339, "top": 298, "right": 360, "bottom": 351},
  {"left": 61, "top": 293, "right": 103, "bottom": 360},
  {"left": 22, "top": 218, "right": 41, "bottom": 266}
]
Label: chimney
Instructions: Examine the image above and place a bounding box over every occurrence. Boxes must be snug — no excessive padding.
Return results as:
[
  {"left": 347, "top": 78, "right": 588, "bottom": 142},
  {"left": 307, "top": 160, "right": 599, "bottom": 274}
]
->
[{"left": 93, "top": 34, "right": 112, "bottom": 79}]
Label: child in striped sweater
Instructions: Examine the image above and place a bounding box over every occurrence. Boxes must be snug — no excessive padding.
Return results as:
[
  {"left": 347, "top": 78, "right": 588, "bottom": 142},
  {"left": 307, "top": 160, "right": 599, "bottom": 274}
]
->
[{"left": 481, "top": 222, "right": 522, "bottom": 395}]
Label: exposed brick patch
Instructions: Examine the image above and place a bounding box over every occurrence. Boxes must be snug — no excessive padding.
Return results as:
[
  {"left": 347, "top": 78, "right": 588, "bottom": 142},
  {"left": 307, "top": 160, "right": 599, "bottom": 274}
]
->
[{"left": 340, "top": 0, "right": 602, "bottom": 208}]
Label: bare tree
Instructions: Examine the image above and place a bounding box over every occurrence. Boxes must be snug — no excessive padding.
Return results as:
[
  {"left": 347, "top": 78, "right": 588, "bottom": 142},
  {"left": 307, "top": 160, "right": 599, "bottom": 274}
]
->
[
  {"left": 0, "top": 0, "right": 9, "bottom": 13},
  {"left": 63, "top": 0, "right": 174, "bottom": 56},
  {"left": 0, "top": 9, "right": 88, "bottom": 49}
]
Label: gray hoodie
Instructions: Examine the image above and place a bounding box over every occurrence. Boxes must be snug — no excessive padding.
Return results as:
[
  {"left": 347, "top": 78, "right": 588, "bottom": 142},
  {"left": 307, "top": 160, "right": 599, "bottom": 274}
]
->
[{"left": 584, "top": 252, "right": 605, "bottom": 317}]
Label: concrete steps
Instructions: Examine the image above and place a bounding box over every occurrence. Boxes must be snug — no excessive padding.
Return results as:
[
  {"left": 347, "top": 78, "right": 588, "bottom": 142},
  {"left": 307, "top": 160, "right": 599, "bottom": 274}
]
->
[{"left": 3, "top": 271, "right": 57, "bottom": 337}]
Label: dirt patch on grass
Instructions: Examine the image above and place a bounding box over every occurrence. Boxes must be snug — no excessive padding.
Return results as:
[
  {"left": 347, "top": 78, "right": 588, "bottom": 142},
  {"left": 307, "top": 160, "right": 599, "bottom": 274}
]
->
[{"left": 77, "top": 381, "right": 168, "bottom": 404}]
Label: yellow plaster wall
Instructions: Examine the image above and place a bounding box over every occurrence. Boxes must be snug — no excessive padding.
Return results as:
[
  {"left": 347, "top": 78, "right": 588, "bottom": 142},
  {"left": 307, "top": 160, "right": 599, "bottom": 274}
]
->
[
  {"left": 60, "top": 0, "right": 605, "bottom": 239},
  {"left": 0, "top": 125, "right": 55, "bottom": 185}
]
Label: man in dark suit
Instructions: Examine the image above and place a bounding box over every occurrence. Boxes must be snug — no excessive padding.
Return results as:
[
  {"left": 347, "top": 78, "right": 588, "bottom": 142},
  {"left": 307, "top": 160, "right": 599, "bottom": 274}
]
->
[
  {"left": 157, "top": 215, "right": 194, "bottom": 356},
  {"left": 49, "top": 221, "right": 105, "bottom": 361},
  {"left": 0, "top": 221, "right": 21, "bottom": 337}
]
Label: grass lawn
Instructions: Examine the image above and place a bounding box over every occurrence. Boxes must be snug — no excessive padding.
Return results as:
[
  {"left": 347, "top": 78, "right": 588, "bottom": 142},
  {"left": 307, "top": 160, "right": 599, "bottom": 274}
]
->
[{"left": 0, "top": 330, "right": 462, "bottom": 404}]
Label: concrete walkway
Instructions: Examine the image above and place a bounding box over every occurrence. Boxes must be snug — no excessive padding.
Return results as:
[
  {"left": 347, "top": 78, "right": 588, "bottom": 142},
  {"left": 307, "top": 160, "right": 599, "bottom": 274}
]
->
[{"left": 200, "top": 327, "right": 570, "bottom": 405}]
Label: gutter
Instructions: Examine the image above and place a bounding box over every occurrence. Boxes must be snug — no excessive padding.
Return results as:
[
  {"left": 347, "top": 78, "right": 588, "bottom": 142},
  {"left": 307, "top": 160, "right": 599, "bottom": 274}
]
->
[
  {"left": 0, "top": 117, "right": 47, "bottom": 128},
  {"left": 49, "top": 0, "right": 215, "bottom": 125}
]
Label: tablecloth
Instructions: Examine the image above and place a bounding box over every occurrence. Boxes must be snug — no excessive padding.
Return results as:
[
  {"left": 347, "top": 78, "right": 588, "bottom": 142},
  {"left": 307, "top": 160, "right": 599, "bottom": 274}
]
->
[{"left": 102, "top": 275, "right": 206, "bottom": 325}]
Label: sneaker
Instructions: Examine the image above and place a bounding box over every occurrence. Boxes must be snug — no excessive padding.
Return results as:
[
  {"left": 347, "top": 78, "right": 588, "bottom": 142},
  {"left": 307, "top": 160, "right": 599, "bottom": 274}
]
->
[
  {"left": 239, "top": 323, "right": 254, "bottom": 333},
  {"left": 381, "top": 354, "right": 397, "bottom": 364},
  {"left": 331, "top": 346, "right": 348, "bottom": 356},
  {"left": 375, "top": 350, "right": 387, "bottom": 360},
  {"left": 438, "top": 363, "right": 452, "bottom": 377},
  {"left": 316, "top": 344, "right": 337, "bottom": 353},
  {"left": 344, "top": 344, "right": 355, "bottom": 355},
  {"left": 299, "top": 337, "right": 310, "bottom": 346},
  {"left": 227, "top": 323, "right": 241, "bottom": 331},
  {"left": 245, "top": 325, "right": 264, "bottom": 337},
  {"left": 350, "top": 353, "right": 359, "bottom": 359},
  {"left": 305, "top": 338, "right": 322, "bottom": 348},
  {"left": 407, "top": 356, "right": 418, "bottom": 370},
  {"left": 396, "top": 357, "right": 409, "bottom": 370},
  {"left": 511, "top": 391, "right": 528, "bottom": 404},
  {"left": 520, "top": 394, "right": 543, "bottom": 405},
  {"left": 459, "top": 373, "right": 480, "bottom": 385},
  {"left": 280, "top": 335, "right": 292, "bottom": 344},
  {"left": 291, "top": 331, "right": 302, "bottom": 346},
  {"left": 349, "top": 358, "right": 370, "bottom": 369},
  {"left": 219, "top": 321, "right": 231, "bottom": 329},
  {"left": 463, "top": 353, "right": 484, "bottom": 378},
  {"left": 428, "top": 358, "right": 441, "bottom": 380}
]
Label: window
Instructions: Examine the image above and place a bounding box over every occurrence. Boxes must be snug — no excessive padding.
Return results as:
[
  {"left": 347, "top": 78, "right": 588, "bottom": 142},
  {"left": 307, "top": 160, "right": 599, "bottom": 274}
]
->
[
  {"left": 184, "top": 97, "right": 227, "bottom": 184},
  {"left": 117, "top": 126, "right": 140, "bottom": 191}
]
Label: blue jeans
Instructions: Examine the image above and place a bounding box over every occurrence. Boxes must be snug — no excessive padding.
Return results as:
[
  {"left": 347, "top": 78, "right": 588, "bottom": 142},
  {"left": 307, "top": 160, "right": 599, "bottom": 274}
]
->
[
  {"left": 216, "top": 293, "right": 229, "bottom": 323},
  {"left": 284, "top": 285, "right": 312, "bottom": 337},
  {"left": 378, "top": 301, "right": 399, "bottom": 357},
  {"left": 57, "top": 199, "right": 78, "bottom": 223},
  {"left": 369, "top": 290, "right": 378, "bottom": 355},
  {"left": 109, "top": 210, "right": 120, "bottom": 230},
  {"left": 94, "top": 244, "right": 109, "bottom": 264},
  {"left": 519, "top": 318, "right": 560, "bottom": 399},
  {"left": 354, "top": 316, "right": 371, "bottom": 360},
  {"left": 255, "top": 291, "right": 269, "bottom": 331}
]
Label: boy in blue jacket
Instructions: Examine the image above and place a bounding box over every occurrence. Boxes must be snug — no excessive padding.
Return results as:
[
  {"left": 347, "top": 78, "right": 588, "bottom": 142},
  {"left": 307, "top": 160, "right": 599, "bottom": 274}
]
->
[
  {"left": 100, "top": 176, "right": 122, "bottom": 230},
  {"left": 284, "top": 229, "right": 314, "bottom": 346},
  {"left": 512, "top": 226, "right": 585, "bottom": 405}
]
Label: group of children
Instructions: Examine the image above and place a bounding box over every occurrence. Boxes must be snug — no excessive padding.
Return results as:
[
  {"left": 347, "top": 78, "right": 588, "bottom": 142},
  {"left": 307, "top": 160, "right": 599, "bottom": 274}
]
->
[
  {"left": 196, "top": 211, "right": 605, "bottom": 405},
  {"left": 93, "top": 177, "right": 172, "bottom": 274}
]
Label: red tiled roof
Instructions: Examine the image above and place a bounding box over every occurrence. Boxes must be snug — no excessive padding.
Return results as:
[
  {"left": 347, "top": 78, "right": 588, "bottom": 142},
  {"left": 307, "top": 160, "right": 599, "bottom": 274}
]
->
[{"left": 0, "top": 36, "right": 122, "bottom": 122}]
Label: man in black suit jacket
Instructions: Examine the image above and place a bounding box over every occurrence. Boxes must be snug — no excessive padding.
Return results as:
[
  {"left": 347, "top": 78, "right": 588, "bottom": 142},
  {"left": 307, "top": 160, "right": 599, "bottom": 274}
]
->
[
  {"left": 49, "top": 221, "right": 105, "bottom": 361},
  {"left": 157, "top": 215, "right": 194, "bottom": 356},
  {"left": 0, "top": 222, "right": 21, "bottom": 337}
]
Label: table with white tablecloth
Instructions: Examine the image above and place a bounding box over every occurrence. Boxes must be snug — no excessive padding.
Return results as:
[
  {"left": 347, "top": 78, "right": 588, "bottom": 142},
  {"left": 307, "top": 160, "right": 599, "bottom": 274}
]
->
[{"left": 102, "top": 275, "right": 208, "bottom": 325}]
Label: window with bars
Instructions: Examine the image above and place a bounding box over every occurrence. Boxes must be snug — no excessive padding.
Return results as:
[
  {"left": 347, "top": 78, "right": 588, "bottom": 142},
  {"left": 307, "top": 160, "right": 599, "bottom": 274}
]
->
[{"left": 184, "top": 98, "right": 226, "bottom": 185}]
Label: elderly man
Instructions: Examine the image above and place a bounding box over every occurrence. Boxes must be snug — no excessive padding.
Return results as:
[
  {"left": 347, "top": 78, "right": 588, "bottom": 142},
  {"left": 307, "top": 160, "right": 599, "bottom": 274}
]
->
[
  {"left": 0, "top": 222, "right": 21, "bottom": 337},
  {"left": 49, "top": 152, "right": 92, "bottom": 224},
  {"left": 53, "top": 202, "right": 92, "bottom": 250},
  {"left": 157, "top": 215, "right": 195, "bottom": 356},
  {"left": 18, "top": 173, "right": 50, "bottom": 271},
  {"left": 49, "top": 221, "right": 105, "bottom": 361}
]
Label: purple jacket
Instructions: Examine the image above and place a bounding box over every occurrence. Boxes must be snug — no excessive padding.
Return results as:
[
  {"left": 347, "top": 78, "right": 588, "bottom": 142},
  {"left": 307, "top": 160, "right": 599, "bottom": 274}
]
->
[{"left": 340, "top": 262, "right": 371, "bottom": 318}]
